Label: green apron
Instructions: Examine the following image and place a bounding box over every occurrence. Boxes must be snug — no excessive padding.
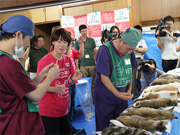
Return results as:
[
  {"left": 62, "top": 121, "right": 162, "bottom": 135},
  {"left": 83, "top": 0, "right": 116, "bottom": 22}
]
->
[
  {"left": 104, "top": 42, "right": 132, "bottom": 88},
  {"left": 0, "top": 52, "right": 39, "bottom": 113}
]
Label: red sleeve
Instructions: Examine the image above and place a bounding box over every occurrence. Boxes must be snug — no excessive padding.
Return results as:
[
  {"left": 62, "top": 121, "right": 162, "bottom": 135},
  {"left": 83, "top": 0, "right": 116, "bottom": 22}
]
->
[{"left": 71, "top": 48, "right": 79, "bottom": 60}]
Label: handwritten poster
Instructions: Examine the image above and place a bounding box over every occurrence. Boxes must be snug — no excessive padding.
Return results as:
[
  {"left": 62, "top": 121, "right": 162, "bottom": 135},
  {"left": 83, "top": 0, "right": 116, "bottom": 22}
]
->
[{"left": 61, "top": 16, "right": 74, "bottom": 28}]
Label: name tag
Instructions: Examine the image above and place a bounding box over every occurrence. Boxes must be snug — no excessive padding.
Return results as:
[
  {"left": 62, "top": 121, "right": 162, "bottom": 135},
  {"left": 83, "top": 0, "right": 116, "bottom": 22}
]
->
[
  {"left": 124, "top": 58, "right": 131, "bottom": 65},
  {"left": 85, "top": 54, "right": 90, "bottom": 58},
  {"left": 65, "top": 63, "right": 70, "bottom": 67}
]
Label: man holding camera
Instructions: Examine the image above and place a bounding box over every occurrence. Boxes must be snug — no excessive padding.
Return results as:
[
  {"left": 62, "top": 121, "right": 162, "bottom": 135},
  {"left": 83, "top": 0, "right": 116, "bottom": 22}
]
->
[
  {"left": 138, "top": 59, "right": 164, "bottom": 91},
  {"left": 156, "top": 15, "right": 180, "bottom": 72}
]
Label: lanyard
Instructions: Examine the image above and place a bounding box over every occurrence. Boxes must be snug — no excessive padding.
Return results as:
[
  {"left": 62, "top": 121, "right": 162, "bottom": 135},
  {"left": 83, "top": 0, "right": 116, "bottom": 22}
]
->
[{"left": 84, "top": 40, "right": 88, "bottom": 51}]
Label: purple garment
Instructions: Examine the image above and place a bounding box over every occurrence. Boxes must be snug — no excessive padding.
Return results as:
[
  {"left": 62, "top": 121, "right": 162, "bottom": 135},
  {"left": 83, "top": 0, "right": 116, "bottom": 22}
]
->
[
  {"left": 94, "top": 41, "right": 138, "bottom": 131},
  {"left": 141, "top": 70, "right": 161, "bottom": 90}
]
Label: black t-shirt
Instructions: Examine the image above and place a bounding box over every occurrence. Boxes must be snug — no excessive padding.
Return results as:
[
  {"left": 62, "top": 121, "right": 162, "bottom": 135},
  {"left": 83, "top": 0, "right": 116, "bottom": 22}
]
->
[{"left": 29, "top": 47, "right": 48, "bottom": 72}]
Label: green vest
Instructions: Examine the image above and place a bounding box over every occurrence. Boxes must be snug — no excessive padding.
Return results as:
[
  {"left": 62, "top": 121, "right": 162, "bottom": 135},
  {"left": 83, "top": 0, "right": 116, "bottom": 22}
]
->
[
  {"left": 0, "top": 52, "right": 39, "bottom": 113},
  {"left": 104, "top": 42, "right": 132, "bottom": 88}
]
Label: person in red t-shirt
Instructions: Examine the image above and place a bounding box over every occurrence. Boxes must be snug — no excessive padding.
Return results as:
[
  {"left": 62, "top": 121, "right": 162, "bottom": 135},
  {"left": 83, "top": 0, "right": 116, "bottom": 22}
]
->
[
  {"left": 0, "top": 15, "right": 60, "bottom": 135},
  {"left": 37, "top": 27, "right": 82, "bottom": 135}
]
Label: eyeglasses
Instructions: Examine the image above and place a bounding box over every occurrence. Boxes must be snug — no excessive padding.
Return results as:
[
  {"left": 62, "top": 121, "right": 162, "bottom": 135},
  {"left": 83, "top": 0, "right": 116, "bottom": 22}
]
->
[{"left": 81, "top": 29, "right": 87, "bottom": 32}]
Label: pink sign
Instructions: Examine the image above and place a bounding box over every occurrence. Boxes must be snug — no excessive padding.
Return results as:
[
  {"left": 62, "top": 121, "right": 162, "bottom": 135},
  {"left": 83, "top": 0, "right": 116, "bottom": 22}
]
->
[
  {"left": 64, "top": 27, "right": 75, "bottom": 37},
  {"left": 74, "top": 14, "right": 87, "bottom": 27},
  {"left": 101, "top": 11, "right": 114, "bottom": 24},
  {"left": 88, "top": 25, "right": 101, "bottom": 37},
  {"left": 115, "top": 21, "right": 130, "bottom": 32}
]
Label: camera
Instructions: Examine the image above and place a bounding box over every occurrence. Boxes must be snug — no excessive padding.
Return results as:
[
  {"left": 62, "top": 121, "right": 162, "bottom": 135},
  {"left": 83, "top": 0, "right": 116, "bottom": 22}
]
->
[
  {"left": 155, "top": 19, "right": 170, "bottom": 38},
  {"left": 173, "top": 33, "right": 180, "bottom": 37},
  {"left": 101, "top": 29, "right": 119, "bottom": 44},
  {"left": 139, "top": 60, "right": 152, "bottom": 72}
]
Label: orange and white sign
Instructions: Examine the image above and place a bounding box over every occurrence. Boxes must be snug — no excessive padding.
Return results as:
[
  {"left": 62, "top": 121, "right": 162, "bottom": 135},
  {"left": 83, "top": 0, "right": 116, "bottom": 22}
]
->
[{"left": 61, "top": 8, "right": 130, "bottom": 48}]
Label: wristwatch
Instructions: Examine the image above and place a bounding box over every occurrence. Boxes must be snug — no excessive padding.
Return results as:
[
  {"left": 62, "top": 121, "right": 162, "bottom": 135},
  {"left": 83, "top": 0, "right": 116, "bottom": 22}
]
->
[{"left": 71, "top": 78, "right": 75, "bottom": 82}]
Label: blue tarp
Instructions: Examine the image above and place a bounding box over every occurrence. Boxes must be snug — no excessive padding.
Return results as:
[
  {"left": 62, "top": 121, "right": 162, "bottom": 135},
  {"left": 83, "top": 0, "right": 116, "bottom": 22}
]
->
[
  {"left": 142, "top": 34, "right": 163, "bottom": 71},
  {"left": 162, "top": 111, "right": 180, "bottom": 135}
]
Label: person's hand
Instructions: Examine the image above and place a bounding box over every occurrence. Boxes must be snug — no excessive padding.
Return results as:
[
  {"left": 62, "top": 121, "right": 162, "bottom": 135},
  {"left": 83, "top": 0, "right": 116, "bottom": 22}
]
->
[
  {"left": 116, "top": 92, "right": 133, "bottom": 101},
  {"left": 162, "top": 29, "right": 170, "bottom": 35},
  {"left": 47, "top": 64, "right": 60, "bottom": 80},
  {"left": 71, "top": 35, "right": 75, "bottom": 41},
  {"left": 40, "top": 63, "right": 54, "bottom": 77},
  {"left": 76, "top": 68, "right": 80, "bottom": 71},
  {"left": 72, "top": 71, "right": 82, "bottom": 81},
  {"left": 134, "top": 48, "right": 138, "bottom": 53},
  {"left": 22, "top": 46, "right": 30, "bottom": 60},
  {"left": 155, "top": 29, "right": 160, "bottom": 35},
  {"left": 50, "top": 85, "right": 66, "bottom": 94},
  {"left": 145, "top": 63, "right": 154, "bottom": 70},
  {"left": 137, "top": 65, "right": 142, "bottom": 70},
  {"left": 78, "top": 36, "right": 85, "bottom": 44}
]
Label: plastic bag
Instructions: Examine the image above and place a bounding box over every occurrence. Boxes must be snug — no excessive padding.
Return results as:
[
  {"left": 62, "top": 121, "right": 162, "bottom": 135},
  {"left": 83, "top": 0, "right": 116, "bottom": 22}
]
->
[{"left": 76, "top": 78, "right": 94, "bottom": 121}]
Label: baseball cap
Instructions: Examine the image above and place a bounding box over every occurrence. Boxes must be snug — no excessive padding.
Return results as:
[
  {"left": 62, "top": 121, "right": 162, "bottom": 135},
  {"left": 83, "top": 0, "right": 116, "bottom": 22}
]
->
[
  {"left": 1, "top": 15, "right": 34, "bottom": 37},
  {"left": 121, "top": 28, "right": 142, "bottom": 48}
]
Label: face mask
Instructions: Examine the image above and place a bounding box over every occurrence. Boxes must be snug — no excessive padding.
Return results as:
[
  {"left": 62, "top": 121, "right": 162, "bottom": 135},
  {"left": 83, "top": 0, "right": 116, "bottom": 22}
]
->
[
  {"left": 13, "top": 55, "right": 19, "bottom": 61},
  {"left": 14, "top": 35, "right": 24, "bottom": 58}
]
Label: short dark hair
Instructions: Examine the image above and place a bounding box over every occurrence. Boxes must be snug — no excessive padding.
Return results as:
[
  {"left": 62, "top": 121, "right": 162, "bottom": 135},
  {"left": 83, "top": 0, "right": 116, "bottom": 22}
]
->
[
  {"left": 30, "top": 35, "right": 37, "bottom": 48},
  {"left": 79, "top": 24, "right": 87, "bottom": 32},
  {"left": 50, "top": 28, "right": 71, "bottom": 47},
  {"left": 0, "top": 32, "right": 14, "bottom": 41},
  {"left": 0, "top": 23, "right": 14, "bottom": 40},
  {"left": 0, "top": 23, "right": 26, "bottom": 41},
  {"left": 36, "top": 34, "right": 45, "bottom": 42},
  {"left": 134, "top": 25, "right": 143, "bottom": 32},
  {"left": 164, "top": 15, "right": 174, "bottom": 23},
  {"left": 110, "top": 26, "right": 120, "bottom": 34}
]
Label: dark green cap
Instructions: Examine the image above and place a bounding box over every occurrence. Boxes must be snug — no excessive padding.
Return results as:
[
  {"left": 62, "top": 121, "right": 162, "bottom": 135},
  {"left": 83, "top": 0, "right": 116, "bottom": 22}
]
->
[{"left": 121, "top": 28, "right": 142, "bottom": 47}]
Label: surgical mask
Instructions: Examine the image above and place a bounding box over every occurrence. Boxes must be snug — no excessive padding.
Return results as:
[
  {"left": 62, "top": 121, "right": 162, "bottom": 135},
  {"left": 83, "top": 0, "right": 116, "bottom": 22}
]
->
[
  {"left": 13, "top": 55, "right": 19, "bottom": 61},
  {"left": 14, "top": 35, "right": 24, "bottom": 58}
]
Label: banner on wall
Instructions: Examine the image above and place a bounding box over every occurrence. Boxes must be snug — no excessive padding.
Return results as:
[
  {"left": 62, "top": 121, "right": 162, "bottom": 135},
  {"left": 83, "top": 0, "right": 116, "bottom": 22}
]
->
[{"left": 61, "top": 8, "right": 130, "bottom": 48}]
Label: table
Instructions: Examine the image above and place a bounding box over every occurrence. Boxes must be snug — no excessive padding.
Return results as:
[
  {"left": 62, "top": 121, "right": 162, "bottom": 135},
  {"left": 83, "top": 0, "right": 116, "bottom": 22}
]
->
[
  {"left": 108, "top": 68, "right": 180, "bottom": 135},
  {"left": 135, "top": 69, "right": 180, "bottom": 135}
]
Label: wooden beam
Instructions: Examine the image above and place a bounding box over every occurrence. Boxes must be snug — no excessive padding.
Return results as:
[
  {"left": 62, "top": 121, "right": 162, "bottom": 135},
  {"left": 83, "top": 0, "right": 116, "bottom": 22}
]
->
[
  {"left": 127, "top": 0, "right": 134, "bottom": 27},
  {"left": 35, "top": 20, "right": 60, "bottom": 25},
  {"left": 0, "top": 0, "right": 58, "bottom": 9},
  {"left": 62, "top": 0, "right": 118, "bottom": 8},
  {"left": 140, "top": 16, "right": 180, "bottom": 23}
]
